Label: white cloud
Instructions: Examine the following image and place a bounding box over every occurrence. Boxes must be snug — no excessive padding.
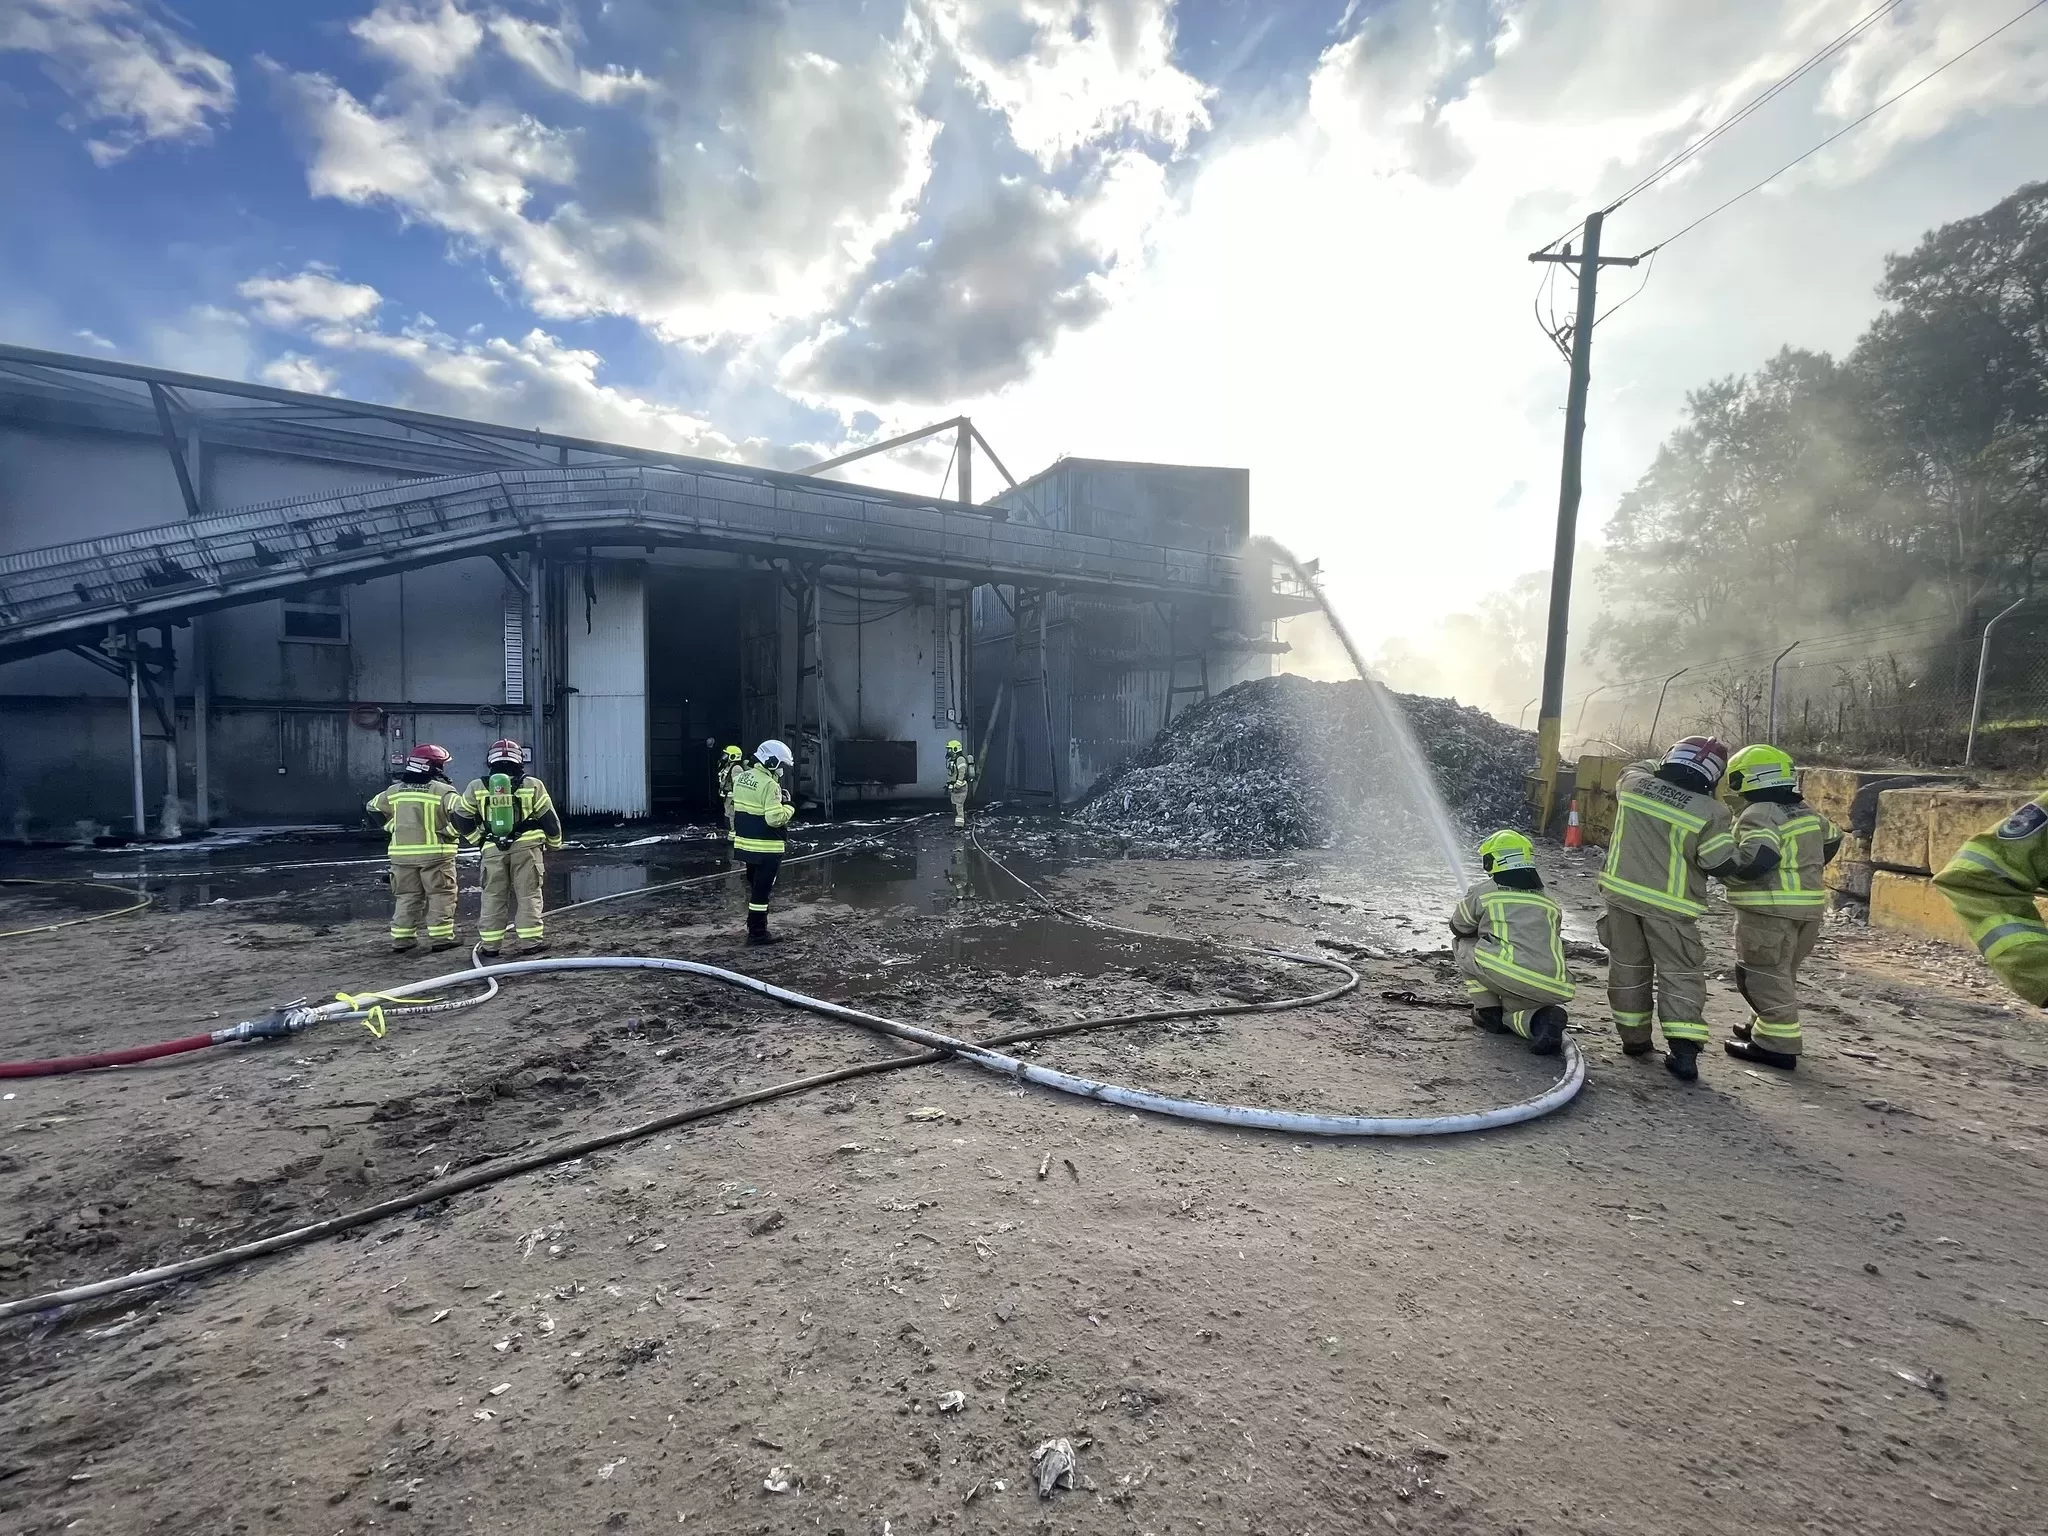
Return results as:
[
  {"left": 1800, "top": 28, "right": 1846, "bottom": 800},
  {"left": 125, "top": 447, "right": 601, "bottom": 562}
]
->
[
  {"left": 931, "top": 0, "right": 1211, "bottom": 167},
  {"left": 486, "top": 12, "right": 649, "bottom": 102},
  {"left": 146, "top": 303, "right": 251, "bottom": 380},
  {"left": 73, "top": 326, "right": 116, "bottom": 349},
  {"left": 0, "top": 0, "right": 235, "bottom": 163},
  {"left": 260, "top": 352, "right": 341, "bottom": 394},
  {"left": 349, "top": 0, "right": 482, "bottom": 82},
  {"left": 270, "top": 8, "right": 938, "bottom": 341},
  {"left": 239, "top": 267, "right": 385, "bottom": 328}
]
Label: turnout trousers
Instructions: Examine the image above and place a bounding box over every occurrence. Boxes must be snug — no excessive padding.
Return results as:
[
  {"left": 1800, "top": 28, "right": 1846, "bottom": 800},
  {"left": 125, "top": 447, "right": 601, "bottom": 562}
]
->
[
  {"left": 480, "top": 842, "right": 547, "bottom": 946},
  {"left": 1597, "top": 903, "right": 1708, "bottom": 1048},
  {"left": 1733, "top": 911, "right": 1820, "bottom": 1056},
  {"left": 740, "top": 850, "right": 782, "bottom": 935},
  {"left": 1453, "top": 939, "right": 1558, "bottom": 1042},
  {"left": 390, "top": 854, "right": 458, "bottom": 944}
]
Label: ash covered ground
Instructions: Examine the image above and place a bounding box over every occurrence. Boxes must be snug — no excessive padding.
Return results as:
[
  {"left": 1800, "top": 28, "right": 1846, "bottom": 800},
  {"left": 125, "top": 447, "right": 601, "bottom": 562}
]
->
[{"left": 1072, "top": 674, "right": 1534, "bottom": 853}]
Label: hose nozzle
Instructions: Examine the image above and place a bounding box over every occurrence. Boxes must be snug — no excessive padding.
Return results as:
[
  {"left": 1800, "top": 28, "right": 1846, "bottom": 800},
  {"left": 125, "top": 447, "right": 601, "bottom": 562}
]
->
[{"left": 211, "top": 1003, "right": 318, "bottom": 1045}]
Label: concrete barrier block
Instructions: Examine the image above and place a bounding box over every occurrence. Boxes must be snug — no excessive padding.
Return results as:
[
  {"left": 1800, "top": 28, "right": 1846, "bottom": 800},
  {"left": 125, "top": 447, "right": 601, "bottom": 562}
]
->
[
  {"left": 1871, "top": 788, "right": 1943, "bottom": 873},
  {"left": 1925, "top": 790, "right": 2040, "bottom": 875},
  {"left": 1825, "top": 831, "right": 1872, "bottom": 899},
  {"left": 1801, "top": 768, "right": 1894, "bottom": 831},
  {"left": 1870, "top": 867, "right": 2048, "bottom": 947}
]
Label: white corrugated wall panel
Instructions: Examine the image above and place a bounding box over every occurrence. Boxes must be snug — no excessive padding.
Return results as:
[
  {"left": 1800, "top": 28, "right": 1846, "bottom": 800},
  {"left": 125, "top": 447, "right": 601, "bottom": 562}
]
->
[{"left": 565, "top": 562, "right": 648, "bottom": 816}]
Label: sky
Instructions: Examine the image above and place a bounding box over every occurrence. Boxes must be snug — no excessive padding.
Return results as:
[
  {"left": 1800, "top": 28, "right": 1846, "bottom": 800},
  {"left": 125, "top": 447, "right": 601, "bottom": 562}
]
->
[{"left": 4, "top": 0, "right": 2047, "bottom": 657}]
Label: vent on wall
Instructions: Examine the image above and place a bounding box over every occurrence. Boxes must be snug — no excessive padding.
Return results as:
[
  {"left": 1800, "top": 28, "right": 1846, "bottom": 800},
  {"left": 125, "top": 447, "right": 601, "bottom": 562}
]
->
[{"left": 503, "top": 593, "right": 525, "bottom": 706}]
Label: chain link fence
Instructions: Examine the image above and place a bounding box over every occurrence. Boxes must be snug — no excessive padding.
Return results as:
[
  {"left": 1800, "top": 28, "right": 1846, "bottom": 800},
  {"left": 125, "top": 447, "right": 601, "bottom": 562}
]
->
[{"left": 1556, "top": 608, "right": 2048, "bottom": 771}]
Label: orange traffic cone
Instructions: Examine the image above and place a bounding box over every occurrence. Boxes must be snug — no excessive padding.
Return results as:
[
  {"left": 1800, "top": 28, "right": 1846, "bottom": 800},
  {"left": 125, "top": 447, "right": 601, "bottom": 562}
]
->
[{"left": 1563, "top": 797, "right": 1582, "bottom": 849}]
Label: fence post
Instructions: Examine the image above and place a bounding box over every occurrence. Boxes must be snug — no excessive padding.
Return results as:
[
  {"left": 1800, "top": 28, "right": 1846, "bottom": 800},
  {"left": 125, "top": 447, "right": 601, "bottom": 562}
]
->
[
  {"left": 1648, "top": 666, "right": 1688, "bottom": 748},
  {"left": 1967, "top": 597, "right": 2029, "bottom": 766},
  {"left": 1767, "top": 641, "right": 1799, "bottom": 741}
]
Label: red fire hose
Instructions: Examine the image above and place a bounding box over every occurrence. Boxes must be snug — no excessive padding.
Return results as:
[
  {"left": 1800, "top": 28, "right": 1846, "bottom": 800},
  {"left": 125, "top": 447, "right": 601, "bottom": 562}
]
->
[{"left": 0, "top": 1033, "right": 217, "bottom": 1079}]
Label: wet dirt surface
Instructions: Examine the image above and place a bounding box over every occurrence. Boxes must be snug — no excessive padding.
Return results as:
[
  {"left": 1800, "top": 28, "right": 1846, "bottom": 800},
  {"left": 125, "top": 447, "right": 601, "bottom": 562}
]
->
[{"left": 2, "top": 823, "right": 2046, "bottom": 1535}]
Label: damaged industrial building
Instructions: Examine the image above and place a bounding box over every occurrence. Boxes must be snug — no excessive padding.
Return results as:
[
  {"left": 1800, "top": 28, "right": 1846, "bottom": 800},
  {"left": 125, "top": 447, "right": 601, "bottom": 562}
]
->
[{"left": 0, "top": 345, "right": 1313, "bottom": 839}]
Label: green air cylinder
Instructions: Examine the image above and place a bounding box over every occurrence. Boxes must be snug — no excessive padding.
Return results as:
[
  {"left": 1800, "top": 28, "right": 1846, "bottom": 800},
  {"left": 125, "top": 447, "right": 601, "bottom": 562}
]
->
[{"left": 487, "top": 773, "right": 518, "bottom": 838}]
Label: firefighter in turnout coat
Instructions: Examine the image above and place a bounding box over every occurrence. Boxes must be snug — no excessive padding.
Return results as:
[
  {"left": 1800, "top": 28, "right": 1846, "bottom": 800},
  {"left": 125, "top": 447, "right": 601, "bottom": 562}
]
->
[
  {"left": 1448, "top": 830, "right": 1574, "bottom": 1055},
  {"left": 1721, "top": 745, "right": 1841, "bottom": 1070},
  {"left": 369, "top": 745, "right": 465, "bottom": 952},
  {"left": 450, "top": 739, "right": 563, "bottom": 958},
  {"left": 1933, "top": 790, "right": 2048, "bottom": 1007},
  {"left": 731, "top": 740, "right": 797, "bottom": 944},
  {"left": 1596, "top": 735, "right": 1745, "bottom": 1082}
]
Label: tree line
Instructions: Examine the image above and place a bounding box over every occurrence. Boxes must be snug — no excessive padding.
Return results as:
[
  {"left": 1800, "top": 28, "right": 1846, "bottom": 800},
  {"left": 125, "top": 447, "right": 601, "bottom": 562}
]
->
[{"left": 1593, "top": 179, "right": 2048, "bottom": 676}]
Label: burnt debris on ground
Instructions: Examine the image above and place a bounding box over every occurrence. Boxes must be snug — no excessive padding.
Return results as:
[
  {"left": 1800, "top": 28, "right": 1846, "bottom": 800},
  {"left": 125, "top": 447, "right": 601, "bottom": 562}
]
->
[{"left": 1071, "top": 674, "right": 1534, "bottom": 853}]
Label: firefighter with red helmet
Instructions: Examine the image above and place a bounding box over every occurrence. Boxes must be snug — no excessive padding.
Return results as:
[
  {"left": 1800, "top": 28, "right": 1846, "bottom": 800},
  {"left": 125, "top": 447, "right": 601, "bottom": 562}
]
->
[
  {"left": 368, "top": 744, "right": 465, "bottom": 952},
  {"left": 449, "top": 739, "right": 563, "bottom": 958},
  {"left": 1596, "top": 736, "right": 1749, "bottom": 1081}
]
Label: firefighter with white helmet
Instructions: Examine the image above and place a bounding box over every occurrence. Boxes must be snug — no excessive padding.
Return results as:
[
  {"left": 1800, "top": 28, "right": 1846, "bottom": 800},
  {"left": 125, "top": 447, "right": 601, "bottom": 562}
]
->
[
  {"left": 1448, "top": 830, "right": 1573, "bottom": 1055},
  {"left": 367, "top": 744, "right": 465, "bottom": 952},
  {"left": 731, "top": 739, "right": 796, "bottom": 944},
  {"left": 449, "top": 739, "right": 563, "bottom": 958},
  {"left": 1597, "top": 735, "right": 1748, "bottom": 1081},
  {"left": 1722, "top": 744, "right": 1841, "bottom": 1070},
  {"left": 945, "top": 739, "right": 974, "bottom": 829}
]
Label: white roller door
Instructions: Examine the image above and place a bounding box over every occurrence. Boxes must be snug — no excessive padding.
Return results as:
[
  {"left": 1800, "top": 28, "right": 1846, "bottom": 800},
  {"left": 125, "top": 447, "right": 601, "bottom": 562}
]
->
[{"left": 565, "top": 562, "right": 649, "bottom": 816}]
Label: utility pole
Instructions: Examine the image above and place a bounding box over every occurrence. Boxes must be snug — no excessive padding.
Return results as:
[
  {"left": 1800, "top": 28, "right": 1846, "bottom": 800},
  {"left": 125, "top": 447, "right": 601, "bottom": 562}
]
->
[{"left": 1527, "top": 210, "right": 1638, "bottom": 834}]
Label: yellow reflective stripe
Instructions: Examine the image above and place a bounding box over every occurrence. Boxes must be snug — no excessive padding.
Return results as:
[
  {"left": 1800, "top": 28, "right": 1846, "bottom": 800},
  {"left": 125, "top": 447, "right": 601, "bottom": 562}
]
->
[
  {"left": 1660, "top": 1020, "right": 1709, "bottom": 1042},
  {"left": 1751, "top": 1018, "right": 1802, "bottom": 1040},
  {"left": 1727, "top": 891, "right": 1826, "bottom": 910},
  {"left": 1618, "top": 790, "right": 1706, "bottom": 832},
  {"left": 734, "top": 836, "right": 783, "bottom": 854},
  {"left": 1945, "top": 844, "right": 2033, "bottom": 888},
  {"left": 1598, "top": 871, "right": 1704, "bottom": 917},
  {"left": 1973, "top": 918, "right": 2048, "bottom": 958}
]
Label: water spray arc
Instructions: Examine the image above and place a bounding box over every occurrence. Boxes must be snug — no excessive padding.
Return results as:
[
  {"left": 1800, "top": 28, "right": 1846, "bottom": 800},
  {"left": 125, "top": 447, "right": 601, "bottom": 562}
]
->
[{"left": 1252, "top": 537, "right": 1469, "bottom": 890}]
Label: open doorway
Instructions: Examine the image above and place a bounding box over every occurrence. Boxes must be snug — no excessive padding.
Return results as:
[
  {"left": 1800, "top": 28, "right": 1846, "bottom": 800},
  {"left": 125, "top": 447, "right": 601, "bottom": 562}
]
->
[{"left": 647, "top": 566, "right": 749, "bottom": 817}]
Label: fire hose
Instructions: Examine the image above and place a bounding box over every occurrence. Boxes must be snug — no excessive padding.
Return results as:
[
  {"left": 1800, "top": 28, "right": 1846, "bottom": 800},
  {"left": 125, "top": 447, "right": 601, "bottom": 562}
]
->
[{"left": 0, "top": 823, "right": 1585, "bottom": 1322}]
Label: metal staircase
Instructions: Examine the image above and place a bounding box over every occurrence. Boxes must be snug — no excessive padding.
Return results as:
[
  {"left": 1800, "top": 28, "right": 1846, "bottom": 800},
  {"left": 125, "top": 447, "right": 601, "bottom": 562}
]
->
[{"left": 0, "top": 463, "right": 1242, "bottom": 665}]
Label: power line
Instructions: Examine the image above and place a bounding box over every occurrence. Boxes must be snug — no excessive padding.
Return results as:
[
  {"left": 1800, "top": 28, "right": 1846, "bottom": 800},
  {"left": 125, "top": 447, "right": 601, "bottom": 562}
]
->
[
  {"left": 1592, "top": 247, "right": 1659, "bottom": 328},
  {"left": 1599, "top": 0, "right": 1908, "bottom": 219},
  {"left": 1643, "top": 0, "right": 2048, "bottom": 256}
]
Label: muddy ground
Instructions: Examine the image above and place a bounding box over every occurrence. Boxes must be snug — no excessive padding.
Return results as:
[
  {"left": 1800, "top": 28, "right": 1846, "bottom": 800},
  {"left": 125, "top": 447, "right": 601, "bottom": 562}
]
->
[{"left": 2, "top": 821, "right": 2046, "bottom": 1536}]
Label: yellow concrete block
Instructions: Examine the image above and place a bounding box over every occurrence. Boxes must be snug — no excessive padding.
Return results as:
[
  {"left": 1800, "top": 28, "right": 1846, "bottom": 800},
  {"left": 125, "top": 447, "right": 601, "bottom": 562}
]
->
[
  {"left": 1800, "top": 768, "right": 1899, "bottom": 832},
  {"left": 1870, "top": 788, "right": 1941, "bottom": 873},
  {"left": 1825, "top": 831, "right": 1871, "bottom": 899},
  {"left": 1925, "top": 789, "right": 2041, "bottom": 874},
  {"left": 1870, "top": 868, "right": 2048, "bottom": 946},
  {"left": 1572, "top": 754, "right": 1628, "bottom": 846}
]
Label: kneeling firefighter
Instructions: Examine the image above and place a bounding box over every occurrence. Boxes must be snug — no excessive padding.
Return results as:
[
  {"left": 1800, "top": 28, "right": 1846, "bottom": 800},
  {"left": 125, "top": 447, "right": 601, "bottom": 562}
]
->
[
  {"left": 450, "top": 739, "right": 563, "bottom": 959},
  {"left": 1597, "top": 736, "right": 1743, "bottom": 1082},
  {"left": 368, "top": 745, "right": 464, "bottom": 953},
  {"left": 945, "top": 739, "right": 974, "bottom": 829},
  {"left": 731, "top": 740, "right": 796, "bottom": 945},
  {"left": 1723, "top": 744, "right": 1840, "bottom": 1070},
  {"left": 1448, "top": 830, "right": 1573, "bottom": 1055}
]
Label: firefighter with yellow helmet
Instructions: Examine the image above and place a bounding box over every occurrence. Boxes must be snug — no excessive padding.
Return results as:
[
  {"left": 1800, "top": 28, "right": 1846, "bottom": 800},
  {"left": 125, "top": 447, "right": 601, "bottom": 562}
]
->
[
  {"left": 945, "top": 739, "right": 974, "bottom": 829},
  {"left": 1596, "top": 736, "right": 1745, "bottom": 1081},
  {"left": 1448, "top": 830, "right": 1573, "bottom": 1054},
  {"left": 717, "top": 744, "right": 743, "bottom": 843},
  {"left": 1721, "top": 744, "right": 1841, "bottom": 1070}
]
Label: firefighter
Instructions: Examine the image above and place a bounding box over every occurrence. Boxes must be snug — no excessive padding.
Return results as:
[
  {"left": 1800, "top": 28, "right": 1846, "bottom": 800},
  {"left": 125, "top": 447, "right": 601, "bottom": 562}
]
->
[
  {"left": 717, "top": 744, "right": 743, "bottom": 843},
  {"left": 731, "top": 739, "right": 796, "bottom": 945},
  {"left": 1721, "top": 745, "right": 1842, "bottom": 1070},
  {"left": 1932, "top": 791, "right": 2048, "bottom": 1006},
  {"left": 450, "top": 739, "right": 563, "bottom": 959},
  {"left": 1448, "top": 830, "right": 1573, "bottom": 1055},
  {"left": 368, "top": 745, "right": 464, "bottom": 952},
  {"left": 1596, "top": 735, "right": 1743, "bottom": 1081},
  {"left": 945, "top": 739, "right": 974, "bottom": 829}
]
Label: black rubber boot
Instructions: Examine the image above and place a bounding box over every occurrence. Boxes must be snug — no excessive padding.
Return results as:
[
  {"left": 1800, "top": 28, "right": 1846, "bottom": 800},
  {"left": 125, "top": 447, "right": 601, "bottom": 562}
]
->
[
  {"left": 390, "top": 939, "right": 416, "bottom": 953},
  {"left": 746, "top": 929, "right": 780, "bottom": 947},
  {"left": 1664, "top": 1040, "right": 1701, "bottom": 1082},
  {"left": 1621, "top": 1040, "right": 1654, "bottom": 1058},
  {"left": 1730, "top": 1019, "right": 1753, "bottom": 1043},
  {"left": 430, "top": 939, "right": 459, "bottom": 953},
  {"left": 522, "top": 937, "right": 549, "bottom": 954},
  {"left": 477, "top": 946, "right": 501, "bottom": 959},
  {"left": 1725, "top": 1039, "right": 1797, "bottom": 1070},
  {"left": 1472, "top": 1006, "right": 1508, "bottom": 1035},
  {"left": 1528, "top": 1006, "right": 1567, "bottom": 1057}
]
